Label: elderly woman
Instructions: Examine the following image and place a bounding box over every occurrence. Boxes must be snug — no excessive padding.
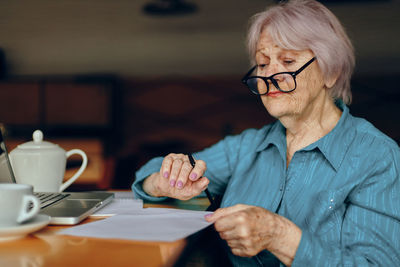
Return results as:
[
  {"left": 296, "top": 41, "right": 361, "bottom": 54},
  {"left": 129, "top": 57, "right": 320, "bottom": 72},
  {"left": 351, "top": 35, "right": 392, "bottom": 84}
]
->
[{"left": 132, "top": 0, "right": 400, "bottom": 266}]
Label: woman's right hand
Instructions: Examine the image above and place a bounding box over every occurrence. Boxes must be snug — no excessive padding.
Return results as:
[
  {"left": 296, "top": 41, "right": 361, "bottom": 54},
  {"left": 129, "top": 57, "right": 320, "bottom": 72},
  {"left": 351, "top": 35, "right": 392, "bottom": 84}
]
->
[{"left": 142, "top": 153, "right": 209, "bottom": 200}]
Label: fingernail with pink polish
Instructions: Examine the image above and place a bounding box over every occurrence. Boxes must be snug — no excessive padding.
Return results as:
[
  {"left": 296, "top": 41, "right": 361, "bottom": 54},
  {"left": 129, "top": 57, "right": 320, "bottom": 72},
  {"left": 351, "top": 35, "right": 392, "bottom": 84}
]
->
[
  {"left": 163, "top": 171, "right": 169, "bottom": 178},
  {"left": 204, "top": 214, "right": 212, "bottom": 219},
  {"left": 169, "top": 180, "right": 176, "bottom": 187},
  {"left": 177, "top": 181, "right": 183, "bottom": 188},
  {"left": 190, "top": 173, "right": 198, "bottom": 180}
]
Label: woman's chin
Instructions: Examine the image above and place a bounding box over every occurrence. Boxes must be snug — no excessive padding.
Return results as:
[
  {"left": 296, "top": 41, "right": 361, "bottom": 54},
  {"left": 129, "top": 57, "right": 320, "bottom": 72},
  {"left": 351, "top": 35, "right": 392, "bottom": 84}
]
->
[{"left": 263, "top": 101, "right": 290, "bottom": 119}]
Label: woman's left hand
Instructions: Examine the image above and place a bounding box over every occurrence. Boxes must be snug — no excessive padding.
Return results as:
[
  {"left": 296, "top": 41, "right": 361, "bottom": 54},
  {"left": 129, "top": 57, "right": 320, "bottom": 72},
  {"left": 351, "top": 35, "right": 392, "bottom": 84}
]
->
[{"left": 205, "top": 204, "right": 302, "bottom": 265}]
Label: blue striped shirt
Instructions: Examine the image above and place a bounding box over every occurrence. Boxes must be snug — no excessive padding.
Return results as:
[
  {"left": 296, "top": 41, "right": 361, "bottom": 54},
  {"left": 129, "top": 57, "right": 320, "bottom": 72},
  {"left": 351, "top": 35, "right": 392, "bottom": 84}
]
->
[{"left": 133, "top": 102, "right": 400, "bottom": 266}]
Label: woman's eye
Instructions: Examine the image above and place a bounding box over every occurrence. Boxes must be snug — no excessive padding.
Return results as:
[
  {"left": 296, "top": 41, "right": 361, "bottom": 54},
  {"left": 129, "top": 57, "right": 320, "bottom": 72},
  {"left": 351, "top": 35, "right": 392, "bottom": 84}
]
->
[
  {"left": 283, "top": 60, "right": 294, "bottom": 65},
  {"left": 258, "top": 64, "right": 268, "bottom": 69}
]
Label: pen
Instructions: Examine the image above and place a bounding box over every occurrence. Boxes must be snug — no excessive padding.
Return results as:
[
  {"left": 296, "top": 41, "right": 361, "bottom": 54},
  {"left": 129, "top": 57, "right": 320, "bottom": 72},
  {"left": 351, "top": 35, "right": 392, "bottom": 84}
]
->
[{"left": 188, "top": 154, "right": 215, "bottom": 207}]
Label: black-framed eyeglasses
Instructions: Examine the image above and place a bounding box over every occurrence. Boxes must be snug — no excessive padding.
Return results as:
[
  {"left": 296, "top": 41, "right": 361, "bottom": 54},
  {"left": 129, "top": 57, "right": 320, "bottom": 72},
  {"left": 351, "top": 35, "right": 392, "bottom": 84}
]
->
[{"left": 241, "top": 57, "right": 316, "bottom": 95}]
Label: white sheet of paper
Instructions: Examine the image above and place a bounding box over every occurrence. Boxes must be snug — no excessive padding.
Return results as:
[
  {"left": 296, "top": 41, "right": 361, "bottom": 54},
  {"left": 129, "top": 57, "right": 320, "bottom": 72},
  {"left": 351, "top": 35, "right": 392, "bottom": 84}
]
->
[
  {"left": 59, "top": 208, "right": 213, "bottom": 242},
  {"left": 90, "top": 198, "right": 143, "bottom": 217}
]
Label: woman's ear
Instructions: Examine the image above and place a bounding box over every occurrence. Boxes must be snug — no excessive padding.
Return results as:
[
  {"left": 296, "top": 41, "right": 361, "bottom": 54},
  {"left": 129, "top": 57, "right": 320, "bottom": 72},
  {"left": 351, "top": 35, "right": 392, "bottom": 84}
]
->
[{"left": 325, "top": 73, "right": 339, "bottom": 89}]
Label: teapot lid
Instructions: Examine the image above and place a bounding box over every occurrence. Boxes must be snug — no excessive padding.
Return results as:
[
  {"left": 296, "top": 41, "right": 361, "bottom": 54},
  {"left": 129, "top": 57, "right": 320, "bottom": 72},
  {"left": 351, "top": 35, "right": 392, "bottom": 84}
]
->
[{"left": 17, "top": 130, "right": 60, "bottom": 149}]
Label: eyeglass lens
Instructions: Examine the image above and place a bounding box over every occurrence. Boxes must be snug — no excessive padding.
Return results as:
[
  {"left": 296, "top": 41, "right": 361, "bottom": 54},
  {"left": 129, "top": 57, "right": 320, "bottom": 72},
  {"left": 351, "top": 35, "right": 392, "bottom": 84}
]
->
[{"left": 246, "top": 73, "right": 296, "bottom": 95}]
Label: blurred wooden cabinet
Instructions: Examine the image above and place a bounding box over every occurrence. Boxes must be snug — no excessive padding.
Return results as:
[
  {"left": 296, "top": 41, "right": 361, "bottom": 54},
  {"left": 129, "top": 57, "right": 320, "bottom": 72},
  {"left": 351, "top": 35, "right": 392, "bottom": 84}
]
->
[
  {"left": 45, "top": 83, "right": 111, "bottom": 126},
  {"left": 0, "top": 75, "right": 120, "bottom": 190},
  {"left": 0, "top": 82, "right": 41, "bottom": 125},
  {"left": 0, "top": 76, "right": 116, "bottom": 132}
]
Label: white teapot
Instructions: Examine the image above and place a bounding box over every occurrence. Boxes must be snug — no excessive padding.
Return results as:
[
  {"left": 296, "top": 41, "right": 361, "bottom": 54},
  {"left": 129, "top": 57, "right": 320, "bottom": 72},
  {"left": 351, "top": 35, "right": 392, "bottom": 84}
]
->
[{"left": 10, "top": 130, "right": 88, "bottom": 192}]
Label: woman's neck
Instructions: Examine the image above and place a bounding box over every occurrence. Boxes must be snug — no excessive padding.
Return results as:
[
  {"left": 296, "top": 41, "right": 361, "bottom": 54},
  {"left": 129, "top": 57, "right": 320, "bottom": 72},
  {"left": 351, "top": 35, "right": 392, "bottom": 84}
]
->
[{"left": 281, "top": 96, "right": 342, "bottom": 166}]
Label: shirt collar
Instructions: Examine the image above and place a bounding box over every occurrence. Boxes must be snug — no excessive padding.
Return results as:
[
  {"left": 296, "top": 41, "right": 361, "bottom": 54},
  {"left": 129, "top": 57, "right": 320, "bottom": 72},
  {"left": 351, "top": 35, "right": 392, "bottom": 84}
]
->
[
  {"left": 256, "top": 100, "right": 354, "bottom": 171},
  {"left": 302, "top": 100, "right": 354, "bottom": 171},
  {"left": 256, "top": 120, "right": 287, "bottom": 160}
]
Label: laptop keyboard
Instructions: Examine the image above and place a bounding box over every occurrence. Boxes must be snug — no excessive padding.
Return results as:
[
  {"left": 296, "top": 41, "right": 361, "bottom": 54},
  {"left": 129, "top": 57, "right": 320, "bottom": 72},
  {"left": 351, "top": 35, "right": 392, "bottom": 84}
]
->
[{"left": 34, "top": 192, "right": 71, "bottom": 209}]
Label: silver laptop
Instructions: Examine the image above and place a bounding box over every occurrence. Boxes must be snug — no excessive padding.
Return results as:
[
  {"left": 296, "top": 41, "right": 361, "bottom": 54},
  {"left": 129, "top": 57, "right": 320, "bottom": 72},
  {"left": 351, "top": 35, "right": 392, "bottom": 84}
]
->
[{"left": 0, "top": 130, "right": 114, "bottom": 225}]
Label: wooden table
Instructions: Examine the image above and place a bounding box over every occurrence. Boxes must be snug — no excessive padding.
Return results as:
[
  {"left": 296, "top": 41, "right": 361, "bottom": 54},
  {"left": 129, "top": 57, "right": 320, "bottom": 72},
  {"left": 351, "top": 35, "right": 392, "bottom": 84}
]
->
[{"left": 0, "top": 197, "right": 211, "bottom": 267}]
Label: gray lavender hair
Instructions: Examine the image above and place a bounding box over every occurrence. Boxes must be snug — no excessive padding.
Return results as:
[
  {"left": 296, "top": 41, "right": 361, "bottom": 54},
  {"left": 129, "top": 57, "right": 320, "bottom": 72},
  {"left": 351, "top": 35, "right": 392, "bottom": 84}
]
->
[{"left": 246, "top": 0, "right": 355, "bottom": 104}]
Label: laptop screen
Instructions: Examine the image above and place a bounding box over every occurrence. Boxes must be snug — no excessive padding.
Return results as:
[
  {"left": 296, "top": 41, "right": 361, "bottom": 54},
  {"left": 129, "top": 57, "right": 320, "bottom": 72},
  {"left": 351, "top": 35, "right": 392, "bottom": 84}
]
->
[{"left": 0, "top": 130, "right": 16, "bottom": 183}]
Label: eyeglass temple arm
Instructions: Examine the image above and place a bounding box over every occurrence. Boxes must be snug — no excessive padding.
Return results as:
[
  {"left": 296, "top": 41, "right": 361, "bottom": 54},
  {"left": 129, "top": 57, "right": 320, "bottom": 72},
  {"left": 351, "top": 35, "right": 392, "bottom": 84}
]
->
[{"left": 294, "top": 57, "right": 316, "bottom": 75}]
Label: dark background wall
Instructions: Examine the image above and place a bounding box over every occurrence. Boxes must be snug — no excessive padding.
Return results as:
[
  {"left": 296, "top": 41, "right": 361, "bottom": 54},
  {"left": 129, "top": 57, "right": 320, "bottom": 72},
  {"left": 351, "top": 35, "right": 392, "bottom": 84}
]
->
[
  {"left": 0, "top": 0, "right": 399, "bottom": 188},
  {"left": 0, "top": 0, "right": 399, "bottom": 76}
]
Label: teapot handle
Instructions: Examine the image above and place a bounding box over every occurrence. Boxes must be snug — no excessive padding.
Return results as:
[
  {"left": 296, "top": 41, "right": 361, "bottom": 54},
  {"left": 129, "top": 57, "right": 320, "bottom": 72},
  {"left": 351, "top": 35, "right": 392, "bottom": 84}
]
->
[{"left": 59, "top": 149, "right": 88, "bottom": 192}]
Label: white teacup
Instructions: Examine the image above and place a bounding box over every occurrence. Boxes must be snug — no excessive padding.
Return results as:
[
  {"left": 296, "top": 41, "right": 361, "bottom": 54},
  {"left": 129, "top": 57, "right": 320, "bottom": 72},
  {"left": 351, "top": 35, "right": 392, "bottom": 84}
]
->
[
  {"left": 0, "top": 184, "right": 40, "bottom": 227},
  {"left": 10, "top": 130, "right": 88, "bottom": 193}
]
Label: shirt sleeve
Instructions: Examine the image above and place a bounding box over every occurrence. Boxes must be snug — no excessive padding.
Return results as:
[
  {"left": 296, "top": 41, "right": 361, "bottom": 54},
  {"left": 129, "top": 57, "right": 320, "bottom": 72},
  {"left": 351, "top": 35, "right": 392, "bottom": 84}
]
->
[
  {"left": 194, "top": 127, "right": 264, "bottom": 197},
  {"left": 131, "top": 128, "right": 260, "bottom": 201},
  {"left": 292, "top": 145, "right": 400, "bottom": 266}
]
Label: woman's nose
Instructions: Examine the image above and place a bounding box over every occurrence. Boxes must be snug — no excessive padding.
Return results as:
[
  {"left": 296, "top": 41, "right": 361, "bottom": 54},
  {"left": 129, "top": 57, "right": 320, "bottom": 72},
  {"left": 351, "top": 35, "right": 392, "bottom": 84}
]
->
[{"left": 265, "top": 62, "right": 280, "bottom": 77}]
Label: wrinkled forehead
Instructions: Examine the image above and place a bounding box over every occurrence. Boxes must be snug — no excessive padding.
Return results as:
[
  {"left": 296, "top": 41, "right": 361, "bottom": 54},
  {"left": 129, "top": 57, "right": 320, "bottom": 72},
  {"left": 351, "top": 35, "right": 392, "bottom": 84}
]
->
[
  {"left": 256, "top": 28, "right": 277, "bottom": 50},
  {"left": 255, "top": 27, "right": 308, "bottom": 57},
  {"left": 257, "top": 24, "right": 309, "bottom": 54}
]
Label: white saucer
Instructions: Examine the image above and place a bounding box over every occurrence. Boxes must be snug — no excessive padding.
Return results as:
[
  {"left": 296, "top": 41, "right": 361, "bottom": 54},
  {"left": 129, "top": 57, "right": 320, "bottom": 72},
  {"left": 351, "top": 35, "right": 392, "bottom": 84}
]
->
[{"left": 0, "top": 214, "right": 51, "bottom": 242}]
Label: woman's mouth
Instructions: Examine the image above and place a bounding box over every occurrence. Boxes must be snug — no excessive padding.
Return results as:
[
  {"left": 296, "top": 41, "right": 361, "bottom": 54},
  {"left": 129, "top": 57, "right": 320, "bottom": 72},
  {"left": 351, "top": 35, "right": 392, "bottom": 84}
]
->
[{"left": 267, "top": 91, "right": 284, "bottom": 97}]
